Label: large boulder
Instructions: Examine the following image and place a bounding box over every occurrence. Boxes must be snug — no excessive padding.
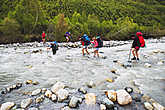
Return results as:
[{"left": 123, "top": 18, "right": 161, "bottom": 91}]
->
[
  {"left": 51, "top": 82, "right": 65, "bottom": 94},
  {"left": 85, "top": 93, "right": 96, "bottom": 105},
  {"left": 87, "top": 81, "right": 95, "bottom": 88},
  {"left": 56, "top": 89, "right": 69, "bottom": 102},
  {"left": 100, "top": 104, "right": 106, "bottom": 110},
  {"left": 69, "top": 96, "right": 80, "bottom": 108},
  {"left": 152, "top": 102, "right": 165, "bottom": 110},
  {"left": 45, "top": 90, "right": 52, "bottom": 98},
  {"left": 144, "top": 102, "right": 153, "bottom": 110},
  {"left": 116, "top": 90, "right": 132, "bottom": 105},
  {"left": 0, "top": 102, "right": 15, "bottom": 110},
  {"left": 102, "top": 98, "right": 114, "bottom": 109},
  {"left": 31, "top": 89, "right": 41, "bottom": 96},
  {"left": 21, "top": 98, "right": 33, "bottom": 108},
  {"left": 51, "top": 94, "right": 57, "bottom": 102},
  {"left": 105, "top": 90, "right": 117, "bottom": 102}
]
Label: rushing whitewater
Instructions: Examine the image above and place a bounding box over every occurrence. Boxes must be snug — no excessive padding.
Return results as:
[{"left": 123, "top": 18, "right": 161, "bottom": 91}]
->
[{"left": 0, "top": 38, "right": 165, "bottom": 108}]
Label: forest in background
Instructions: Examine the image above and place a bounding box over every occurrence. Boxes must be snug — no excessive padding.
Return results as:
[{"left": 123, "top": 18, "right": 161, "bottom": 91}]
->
[{"left": 0, "top": 0, "right": 165, "bottom": 44}]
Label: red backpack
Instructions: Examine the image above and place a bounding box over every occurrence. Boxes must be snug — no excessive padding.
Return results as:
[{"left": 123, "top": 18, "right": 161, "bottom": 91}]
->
[
  {"left": 136, "top": 32, "right": 145, "bottom": 47},
  {"left": 138, "top": 35, "right": 145, "bottom": 47}
]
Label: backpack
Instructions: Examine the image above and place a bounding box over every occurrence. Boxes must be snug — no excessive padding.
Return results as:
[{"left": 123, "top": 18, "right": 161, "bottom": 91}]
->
[
  {"left": 96, "top": 36, "right": 103, "bottom": 48},
  {"left": 82, "top": 35, "right": 90, "bottom": 45},
  {"left": 138, "top": 36, "right": 145, "bottom": 47}
]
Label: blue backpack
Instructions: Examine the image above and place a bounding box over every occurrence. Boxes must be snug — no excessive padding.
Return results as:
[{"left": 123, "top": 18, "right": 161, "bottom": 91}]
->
[{"left": 82, "top": 34, "right": 90, "bottom": 45}]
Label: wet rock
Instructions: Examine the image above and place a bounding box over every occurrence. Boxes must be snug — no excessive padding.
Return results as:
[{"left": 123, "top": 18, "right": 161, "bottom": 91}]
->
[
  {"left": 25, "top": 80, "right": 33, "bottom": 84},
  {"left": 35, "top": 95, "right": 44, "bottom": 103},
  {"left": 6, "top": 87, "right": 11, "bottom": 93},
  {"left": 0, "top": 88, "right": 7, "bottom": 94},
  {"left": 116, "top": 90, "right": 132, "bottom": 105},
  {"left": 144, "top": 63, "right": 152, "bottom": 68},
  {"left": 12, "top": 85, "right": 17, "bottom": 89},
  {"left": 32, "top": 81, "right": 39, "bottom": 85},
  {"left": 22, "top": 91, "right": 32, "bottom": 95},
  {"left": 16, "top": 83, "right": 22, "bottom": 89},
  {"left": 21, "top": 98, "right": 33, "bottom": 108},
  {"left": 31, "top": 89, "right": 41, "bottom": 96},
  {"left": 61, "top": 106, "right": 70, "bottom": 110},
  {"left": 153, "top": 50, "right": 160, "bottom": 53},
  {"left": 105, "top": 90, "right": 117, "bottom": 102},
  {"left": 106, "top": 78, "right": 114, "bottom": 83},
  {"left": 102, "top": 98, "right": 114, "bottom": 109},
  {"left": 124, "top": 87, "right": 133, "bottom": 94},
  {"left": 100, "top": 104, "right": 106, "bottom": 110},
  {"left": 41, "top": 88, "right": 47, "bottom": 94},
  {"left": 113, "top": 60, "right": 118, "bottom": 63},
  {"left": 144, "top": 102, "right": 153, "bottom": 110},
  {"left": 69, "top": 96, "right": 80, "bottom": 108},
  {"left": 32, "top": 50, "right": 41, "bottom": 54},
  {"left": 45, "top": 90, "right": 52, "bottom": 98},
  {"left": 51, "top": 94, "right": 57, "bottom": 102},
  {"left": 57, "top": 89, "right": 69, "bottom": 102},
  {"left": 85, "top": 93, "right": 96, "bottom": 105},
  {"left": 102, "top": 56, "right": 107, "bottom": 59},
  {"left": 141, "top": 94, "right": 151, "bottom": 102},
  {"left": 131, "top": 93, "right": 142, "bottom": 102},
  {"left": 27, "top": 65, "right": 33, "bottom": 69},
  {"left": 152, "top": 102, "right": 165, "bottom": 110},
  {"left": 78, "top": 87, "right": 87, "bottom": 94},
  {"left": 0, "top": 102, "right": 15, "bottom": 110},
  {"left": 28, "top": 107, "right": 38, "bottom": 110},
  {"left": 87, "top": 81, "right": 95, "bottom": 88},
  {"left": 157, "top": 60, "right": 164, "bottom": 65},
  {"left": 51, "top": 82, "right": 65, "bottom": 94},
  {"left": 111, "top": 69, "right": 117, "bottom": 74}
]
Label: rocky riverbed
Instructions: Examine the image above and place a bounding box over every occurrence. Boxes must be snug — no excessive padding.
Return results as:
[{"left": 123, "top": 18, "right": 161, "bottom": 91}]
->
[{"left": 0, "top": 38, "right": 165, "bottom": 110}]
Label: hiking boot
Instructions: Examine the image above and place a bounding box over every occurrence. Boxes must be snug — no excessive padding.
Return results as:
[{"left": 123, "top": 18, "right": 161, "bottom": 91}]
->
[
  {"left": 137, "top": 58, "right": 139, "bottom": 61},
  {"left": 131, "top": 57, "right": 136, "bottom": 60}
]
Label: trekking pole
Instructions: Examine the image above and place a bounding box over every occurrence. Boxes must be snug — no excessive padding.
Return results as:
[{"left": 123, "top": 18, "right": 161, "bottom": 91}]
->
[{"left": 128, "top": 49, "right": 132, "bottom": 63}]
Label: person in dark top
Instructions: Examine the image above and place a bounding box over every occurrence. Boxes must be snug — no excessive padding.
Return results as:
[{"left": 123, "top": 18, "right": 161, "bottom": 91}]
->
[
  {"left": 131, "top": 33, "right": 141, "bottom": 60},
  {"left": 47, "top": 41, "right": 58, "bottom": 55}
]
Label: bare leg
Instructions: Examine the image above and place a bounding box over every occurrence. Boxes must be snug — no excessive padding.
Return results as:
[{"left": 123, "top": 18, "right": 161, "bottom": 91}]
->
[
  {"left": 94, "top": 50, "right": 96, "bottom": 57},
  {"left": 132, "top": 48, "right": 136, "bottom": 57},
  {"left": 96, "top": 50, "right": 99, "bottom": 57},
  {"left": 85, "top": 48, "right": 90, "bottom": 55},
  {"left": 135, "top": 50, "right": 139, "bottom": 58},
  {"left": 82, "top": 48, "right": 85, "bottom": 56}
]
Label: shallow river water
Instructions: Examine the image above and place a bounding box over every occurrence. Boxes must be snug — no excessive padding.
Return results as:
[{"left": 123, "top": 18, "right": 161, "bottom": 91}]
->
[{"left": 0, "top": 39, "right": 165, "bottom": 108}]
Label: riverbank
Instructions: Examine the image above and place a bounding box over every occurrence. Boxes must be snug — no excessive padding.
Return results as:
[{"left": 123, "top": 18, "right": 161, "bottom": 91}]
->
[{"left": 0, "top": 38, "right": 165, "bottom": 110}]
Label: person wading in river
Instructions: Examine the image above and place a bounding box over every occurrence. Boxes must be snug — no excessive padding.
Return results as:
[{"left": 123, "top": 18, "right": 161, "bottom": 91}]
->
[
  {"left": 42, "top": 31, "right": 46, "bottom": 43},
  {"left": 47, "top": 41, "right": 58, "bottom": 55},
  {"left": 64, "top": 32, "right": 72, "bottom": 42},
  {"left": 91, "top": 37, "right": 99, "bottom": 57},
  {"left": 79, "top": 34, "right": 90, "bottom": 56},
  {"left": 131, "top": 32, "right": 145, "bottom": 61}
]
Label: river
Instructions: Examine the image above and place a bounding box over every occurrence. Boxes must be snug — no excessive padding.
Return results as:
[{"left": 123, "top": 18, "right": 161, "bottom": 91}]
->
[{"left": 0, "top": 38, "right": 165, "bottom": 108}]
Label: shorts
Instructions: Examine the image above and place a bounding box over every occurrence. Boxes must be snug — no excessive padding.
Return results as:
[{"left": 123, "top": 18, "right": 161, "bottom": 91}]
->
[
  {"left": 96, "top": 48, "right": 99, "bottom": 51},
  {"left": 66, "top": 36, "right": 69, "bottom": 40},
  {"left": 132, "top": 47, "right": 140, "bottom": 51},
  {"left": 83, "top": 45, "right": 88, "bottom": 49},
  {"left": 132, "top": 45, "right": 140, "bottom": 51}
]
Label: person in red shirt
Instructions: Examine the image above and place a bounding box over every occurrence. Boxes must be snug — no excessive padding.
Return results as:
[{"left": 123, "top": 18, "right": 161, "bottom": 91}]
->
[{"left": 42, "top": 31, "right": 46, "bottom": 43}]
